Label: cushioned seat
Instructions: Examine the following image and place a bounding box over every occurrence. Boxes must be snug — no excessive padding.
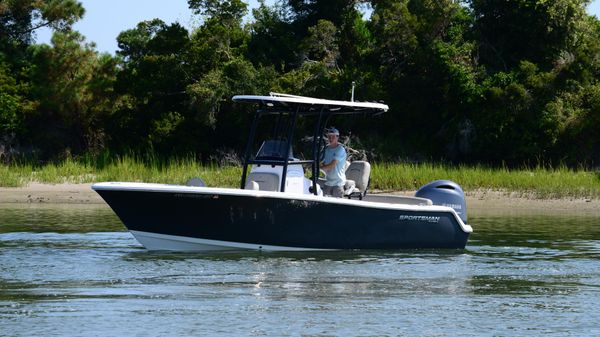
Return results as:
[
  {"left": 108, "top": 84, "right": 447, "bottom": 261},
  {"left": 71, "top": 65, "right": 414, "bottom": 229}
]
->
[
  {"left": 344, "top": 161, "right": 371, "bottom": 199},
  {"left": 245, "top": 172, "right": 280, "bottom": 191}
]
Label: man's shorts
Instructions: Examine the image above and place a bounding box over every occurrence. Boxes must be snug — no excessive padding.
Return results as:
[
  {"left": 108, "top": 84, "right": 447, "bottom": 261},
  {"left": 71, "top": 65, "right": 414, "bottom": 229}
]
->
[{"left": 323, "top": 185, "right": 344, "bottom": 198}]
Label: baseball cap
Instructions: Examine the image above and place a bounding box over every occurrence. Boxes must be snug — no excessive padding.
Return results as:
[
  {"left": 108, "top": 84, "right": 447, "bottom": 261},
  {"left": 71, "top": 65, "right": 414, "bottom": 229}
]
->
[{"left": 327, "top": 127, "right": 340, "bottom": 136}]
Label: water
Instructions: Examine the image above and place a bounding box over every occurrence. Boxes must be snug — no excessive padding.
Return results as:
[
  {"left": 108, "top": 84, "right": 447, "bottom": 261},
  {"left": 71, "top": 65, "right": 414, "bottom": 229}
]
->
[{"left": 1, "top": 204, "right": 600, "bottom": 336}]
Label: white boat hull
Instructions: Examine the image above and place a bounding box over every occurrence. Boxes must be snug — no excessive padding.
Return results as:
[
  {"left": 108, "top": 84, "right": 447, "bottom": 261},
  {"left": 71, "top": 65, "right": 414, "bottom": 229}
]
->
[{"left": 130, "top": 230, "right": 332, "bottom": 251}]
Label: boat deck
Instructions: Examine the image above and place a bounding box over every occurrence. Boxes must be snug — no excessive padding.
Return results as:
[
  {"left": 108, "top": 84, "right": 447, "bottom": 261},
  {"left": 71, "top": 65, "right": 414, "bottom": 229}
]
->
[{"left": 362, "top": 194, "right": 432, "bottom": 206}]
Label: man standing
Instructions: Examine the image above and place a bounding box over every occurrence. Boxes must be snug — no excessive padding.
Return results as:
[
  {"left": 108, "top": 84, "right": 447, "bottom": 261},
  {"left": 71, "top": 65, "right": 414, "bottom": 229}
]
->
[{"left": 321, "top": 127, "right": 347, "bottom": 197}]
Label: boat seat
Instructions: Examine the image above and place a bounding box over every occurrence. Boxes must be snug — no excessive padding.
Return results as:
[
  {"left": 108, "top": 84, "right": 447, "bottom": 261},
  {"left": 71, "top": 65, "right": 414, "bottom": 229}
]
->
[
  {"left": 245, "top": 172, "right": 280, "bottom": 192},
  {"left": 344, "top": 161, "right": 371, "bottom": 200}
]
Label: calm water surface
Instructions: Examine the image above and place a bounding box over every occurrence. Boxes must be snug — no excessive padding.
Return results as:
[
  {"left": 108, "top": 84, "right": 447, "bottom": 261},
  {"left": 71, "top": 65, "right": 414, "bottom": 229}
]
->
[{"left": 1, "top": 204, "right": 599, "bottom": 336}]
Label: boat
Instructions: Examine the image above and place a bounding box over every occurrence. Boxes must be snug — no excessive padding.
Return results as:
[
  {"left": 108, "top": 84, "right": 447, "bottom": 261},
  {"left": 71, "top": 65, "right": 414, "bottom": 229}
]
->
[{"left": 92, "top": 93, "right": 473, "bottom": 251}]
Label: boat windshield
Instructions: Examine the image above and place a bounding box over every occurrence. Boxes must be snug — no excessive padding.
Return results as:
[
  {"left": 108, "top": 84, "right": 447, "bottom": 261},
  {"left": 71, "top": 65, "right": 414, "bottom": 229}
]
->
[{"left": 256, "top": 140, "right": 294, "bottom": 160}]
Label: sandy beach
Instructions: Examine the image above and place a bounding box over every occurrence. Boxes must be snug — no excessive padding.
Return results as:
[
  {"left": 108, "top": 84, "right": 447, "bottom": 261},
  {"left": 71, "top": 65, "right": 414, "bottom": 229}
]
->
[
  {"left": 1, "top": 183, "right": 599, "bottom": 215},
  {"left": 0, "top": 183, "right": 104, "bottom": 204}
]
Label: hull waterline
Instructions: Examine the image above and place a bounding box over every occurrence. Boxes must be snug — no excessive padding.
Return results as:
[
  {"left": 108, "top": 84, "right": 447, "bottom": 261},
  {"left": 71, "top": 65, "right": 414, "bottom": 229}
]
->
[{"left": 93, "top": 182, "right": 471, "bottom": 251}]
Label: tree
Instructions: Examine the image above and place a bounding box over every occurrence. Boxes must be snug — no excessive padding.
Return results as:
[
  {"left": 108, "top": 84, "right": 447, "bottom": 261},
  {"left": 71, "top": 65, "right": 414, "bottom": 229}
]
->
[
  {"left": 369, "top": 0, "right": 480, "bottom": 158},
  {"left": 0, "top": 0, "right": 84, "bottom": 55},
  {"left": 113, "top": 19, "right": 191, "bottom": 153},
  {"left": 286, "top": 0, "right": 370, "bottom": 68},
  {"left": 0, "top": 0, "right": 85, "bottom": 160},
  {"left": 185, "top": 0, "right": 268, "bottom": 153},
  {"left": 0, "top": 60, "right": 30, "bottom": 161},
  {"left": 287, "top": 0, "right": 359, "bottom": 29},
  {"left": 470, "top": 0, "right": 590, "bottom": 72},
  {"left": 27, "top": 31, "right": 118, "bottom": 157},
  {"left": 247, "top": 1, "right": 297, "bottom": 70},
  {"left": 188, "top": 0, "right": 249, "bottom": 74},
  {"left": 468, "top": 1, "right": 600, "bottom": 164},
  {"left": 188, "top": 0, "right": 247, "bottom": 22},
  {"left": 301, "top": 19, "right": 339, "bottom": 66}
]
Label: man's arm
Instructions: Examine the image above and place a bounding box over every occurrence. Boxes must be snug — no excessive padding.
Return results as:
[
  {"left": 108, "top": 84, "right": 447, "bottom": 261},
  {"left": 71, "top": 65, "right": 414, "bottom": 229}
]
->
[{"left": 321, "top": 159, "right": 338, "bottom": 172}]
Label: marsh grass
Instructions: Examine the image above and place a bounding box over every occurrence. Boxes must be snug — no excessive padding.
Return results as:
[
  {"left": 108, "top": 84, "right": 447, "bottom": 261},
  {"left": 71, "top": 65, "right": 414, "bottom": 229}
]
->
[
  {"left": 1, "top": 157, "right": 599, "bottom": 199},
  {"left": 0, "top": 155, "right": 242, "bottom": 188},
  {"left": 0, "top": 164, "right": 29, "bottom": 187},
  {"left": 371, "top": 162, "right": 600, "bottom": 199}
]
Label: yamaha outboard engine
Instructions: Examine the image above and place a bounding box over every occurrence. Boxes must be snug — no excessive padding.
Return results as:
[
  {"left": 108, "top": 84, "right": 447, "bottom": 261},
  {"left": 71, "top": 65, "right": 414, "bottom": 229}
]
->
[{"left": 415, "top": 180, "right": 467, "bottom": 223}]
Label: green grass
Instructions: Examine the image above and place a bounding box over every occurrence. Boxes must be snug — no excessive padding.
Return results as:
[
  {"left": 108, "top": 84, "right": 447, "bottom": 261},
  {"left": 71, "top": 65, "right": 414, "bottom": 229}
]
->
[
  {"left": 371, "top": 162, "right": 600, "bottom": 199},
  {"left": 0, "top": 156, "right": 242, "bottom": 189},
  {"left": 1, "top": 157, "right": 599, "bottom": 199}
]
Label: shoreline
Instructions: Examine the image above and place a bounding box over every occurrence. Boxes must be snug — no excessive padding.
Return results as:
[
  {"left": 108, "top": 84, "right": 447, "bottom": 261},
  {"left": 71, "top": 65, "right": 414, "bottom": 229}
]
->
[
  {"left": 1, "top": 183, "right": 599, "bottom": 214},
  {"left": 0, "top": 183, "right": 104, "bottom": 205}
]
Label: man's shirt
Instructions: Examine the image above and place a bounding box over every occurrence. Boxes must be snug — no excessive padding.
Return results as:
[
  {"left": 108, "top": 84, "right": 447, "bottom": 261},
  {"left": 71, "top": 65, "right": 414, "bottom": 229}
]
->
[{"left": 322, "top": 144, "right": 347, "bottom": 187}]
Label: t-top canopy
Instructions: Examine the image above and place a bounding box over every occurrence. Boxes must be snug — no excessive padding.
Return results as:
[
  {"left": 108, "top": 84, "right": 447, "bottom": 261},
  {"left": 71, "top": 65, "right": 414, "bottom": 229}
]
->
[{"left": 232, "top": 92, "right": 389, "bottom": 115}]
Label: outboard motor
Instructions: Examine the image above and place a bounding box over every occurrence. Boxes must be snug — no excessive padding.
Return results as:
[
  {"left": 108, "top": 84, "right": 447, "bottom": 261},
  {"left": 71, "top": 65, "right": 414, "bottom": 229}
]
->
[{"left": 415, "top": 180, "right": 467, "bottom": 223}]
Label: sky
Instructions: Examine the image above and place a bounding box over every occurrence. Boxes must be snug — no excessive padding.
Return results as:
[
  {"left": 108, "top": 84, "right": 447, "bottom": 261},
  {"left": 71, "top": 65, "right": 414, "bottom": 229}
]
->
[
  {"left": 37, "top": 0, "right": 600, "bottom": 55},
  {"left": 36, "top": 0, "right": 263, "bottom": 54}
]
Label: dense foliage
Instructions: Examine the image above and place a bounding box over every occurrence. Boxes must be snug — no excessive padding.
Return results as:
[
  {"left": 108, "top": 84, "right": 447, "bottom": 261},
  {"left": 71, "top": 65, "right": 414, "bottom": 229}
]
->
[{"left": 1, "top": 0, "right": 599, "bottom": 167}]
